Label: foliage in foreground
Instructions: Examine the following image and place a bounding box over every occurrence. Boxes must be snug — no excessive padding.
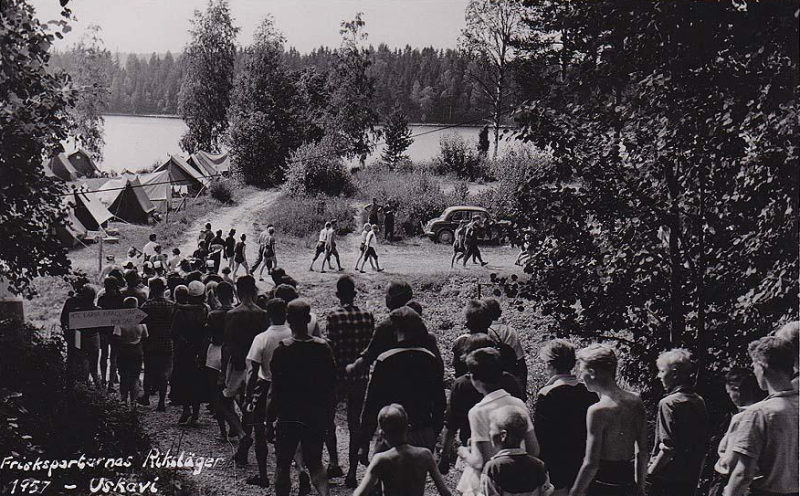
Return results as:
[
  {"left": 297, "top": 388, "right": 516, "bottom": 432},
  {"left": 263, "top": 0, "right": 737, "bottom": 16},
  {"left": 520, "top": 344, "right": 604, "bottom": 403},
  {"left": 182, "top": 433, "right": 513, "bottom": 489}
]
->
[
  {"left": 512, "top": 1, "right": 798, "bottom": 388},
  {"left": 0, "top": 0, "right": 75, "bottom": 297}
]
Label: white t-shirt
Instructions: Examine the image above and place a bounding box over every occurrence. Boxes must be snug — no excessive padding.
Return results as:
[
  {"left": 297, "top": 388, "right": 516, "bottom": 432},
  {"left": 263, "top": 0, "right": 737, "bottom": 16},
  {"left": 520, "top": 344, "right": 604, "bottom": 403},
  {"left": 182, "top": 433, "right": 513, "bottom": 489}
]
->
[
  {"left": 142, "top": 241, "right": 158, "bottom": 258},
  {"left": 247, "top": 324, "right": 291, "bottom": 381},
  {"left": 360, "top": 230, "right": 369, "bottom": 244},
  {"left": 113, "top": 323, "right": 149, "bottom": 345},
  {"left": 318, "top": 228, "right": 329, "bottom": 243},
  {"left": 365, "top": 230, "right": 376, "bottom": 249},
  {"left": 168, "top": 255, "right": 183, "bottom": 271},
  {"left": 468, "top": 389, "right": 534, "bottom": 444}
]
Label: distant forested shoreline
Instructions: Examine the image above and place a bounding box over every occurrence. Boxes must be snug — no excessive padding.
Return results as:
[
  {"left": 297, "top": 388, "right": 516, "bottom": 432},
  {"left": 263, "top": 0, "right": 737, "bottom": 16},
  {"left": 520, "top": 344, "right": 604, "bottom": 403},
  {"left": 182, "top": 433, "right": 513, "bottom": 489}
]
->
[{"left": 51, "top": 45, "right": 503, "bottom": 126}]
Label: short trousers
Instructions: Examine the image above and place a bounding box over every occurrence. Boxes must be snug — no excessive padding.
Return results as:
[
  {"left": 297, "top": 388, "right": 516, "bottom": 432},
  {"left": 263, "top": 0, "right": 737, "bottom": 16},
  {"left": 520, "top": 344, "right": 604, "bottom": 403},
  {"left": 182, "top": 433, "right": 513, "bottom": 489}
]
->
[
  {"left": 588, "top": 460, "right": 637, "bottom": 496},
  {"left": 250, "top": 379, "right": 270, "bottom": 424},
  {"left": 365, "top": 247, "right": 377, "bottom": 258},
  {"left": 275, "top": 421, "right": 325, "bottom": 470},
  {"left": 453, "top": 244, "right": 464, "bottom": 253},
  {"left": 223, "top": 361, "right": 247, "bottom": 398},
  {"left": 315, "top": 242, "right": 326, "bottom": 256},
  {"left": 234, "top": 255, "right": 245, "bottom": 264}
]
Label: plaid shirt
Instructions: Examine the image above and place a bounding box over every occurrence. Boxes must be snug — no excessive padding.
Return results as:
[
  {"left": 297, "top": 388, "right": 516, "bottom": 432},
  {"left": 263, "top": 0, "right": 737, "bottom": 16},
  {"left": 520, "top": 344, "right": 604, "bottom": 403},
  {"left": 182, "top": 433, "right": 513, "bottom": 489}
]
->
[
  {"left": 141, "top": 297, "right": 175, "bottom": 354},
  {"left": 325, "top": 304, "right": 374, "bottom": 383}
]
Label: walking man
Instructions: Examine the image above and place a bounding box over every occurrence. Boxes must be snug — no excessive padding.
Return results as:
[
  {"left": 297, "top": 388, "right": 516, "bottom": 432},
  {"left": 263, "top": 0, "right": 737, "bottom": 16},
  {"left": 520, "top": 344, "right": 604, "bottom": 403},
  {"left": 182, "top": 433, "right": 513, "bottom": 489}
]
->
[
  {"left": 724, "top": 336, "right": 798, "bottom": 496},
  {"left": 138, "top": 277, "right": 174, "bottom": 411},
  {"left": 267, "top": 299, "right": 336, "bottom": 496},
  {"left": 359, "top": 224, "right": 383, "bottom": 273},
  {"left": 310, "top": 222, "right": 331, "bottom": 272},
  {"left": 570, "top": 344, "right": 648, "bottom": 496},
  {"left": 324, "top": 276, "right": 375, "bottom": 487},
  {"left": 322, "top": 220, "right": 343, "bottom": 273},
  {"left": 647, "top": 349, "right": 709, "bottom": 496}
]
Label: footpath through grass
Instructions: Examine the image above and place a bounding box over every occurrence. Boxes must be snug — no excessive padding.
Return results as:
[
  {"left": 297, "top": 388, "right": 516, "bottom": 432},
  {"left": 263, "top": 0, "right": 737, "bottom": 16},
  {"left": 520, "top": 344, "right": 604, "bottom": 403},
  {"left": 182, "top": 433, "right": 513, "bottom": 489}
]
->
[{"left": 25, "top": 183, "right": 260, "bottom": 329}]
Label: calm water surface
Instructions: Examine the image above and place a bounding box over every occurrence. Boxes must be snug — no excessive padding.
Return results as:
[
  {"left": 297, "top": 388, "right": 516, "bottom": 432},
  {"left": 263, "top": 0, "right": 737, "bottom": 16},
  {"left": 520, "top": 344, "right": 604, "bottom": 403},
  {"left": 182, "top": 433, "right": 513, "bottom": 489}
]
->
[{"left": 97, "top": 114, "right": 495, "bottom": 174}]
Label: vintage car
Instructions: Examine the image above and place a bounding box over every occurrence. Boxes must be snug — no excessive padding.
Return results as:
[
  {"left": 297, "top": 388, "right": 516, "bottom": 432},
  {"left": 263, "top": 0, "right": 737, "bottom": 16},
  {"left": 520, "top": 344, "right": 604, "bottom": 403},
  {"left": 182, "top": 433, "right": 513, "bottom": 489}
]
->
[{"left": 423, "top": 206, "right": 511, "bottom": 244}]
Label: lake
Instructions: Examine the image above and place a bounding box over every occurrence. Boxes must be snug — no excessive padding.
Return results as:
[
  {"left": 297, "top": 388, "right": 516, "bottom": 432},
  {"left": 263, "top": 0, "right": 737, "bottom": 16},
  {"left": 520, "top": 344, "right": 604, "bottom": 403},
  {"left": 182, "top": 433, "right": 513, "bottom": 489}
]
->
[{"left": 97, "top": 114, "right": 497, "bottom": 174}]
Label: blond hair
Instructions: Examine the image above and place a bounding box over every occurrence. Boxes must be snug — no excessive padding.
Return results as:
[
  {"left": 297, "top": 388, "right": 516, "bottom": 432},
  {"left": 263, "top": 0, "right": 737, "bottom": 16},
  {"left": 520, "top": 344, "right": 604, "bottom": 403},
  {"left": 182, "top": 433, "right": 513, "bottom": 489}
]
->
[{"left": 576, "top": 343, "right": 618, "bottom": 378}]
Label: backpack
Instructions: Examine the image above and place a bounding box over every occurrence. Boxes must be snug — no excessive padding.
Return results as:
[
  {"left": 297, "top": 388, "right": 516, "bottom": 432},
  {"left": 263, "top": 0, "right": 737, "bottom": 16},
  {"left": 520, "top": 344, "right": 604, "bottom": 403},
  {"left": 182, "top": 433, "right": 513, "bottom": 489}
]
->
[{"left": 488, "top": 328, "right": 519, "bottom": 377}]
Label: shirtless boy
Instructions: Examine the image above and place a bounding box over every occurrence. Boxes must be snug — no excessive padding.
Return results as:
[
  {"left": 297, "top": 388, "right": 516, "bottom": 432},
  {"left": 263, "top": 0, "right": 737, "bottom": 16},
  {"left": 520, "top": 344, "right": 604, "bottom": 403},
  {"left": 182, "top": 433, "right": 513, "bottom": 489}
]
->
[
  {"left": 353, "top": 403, "right": 451, "bottom": 496},
  {"left": 570, "top": 344, "right": 648, "bottom": 496}
]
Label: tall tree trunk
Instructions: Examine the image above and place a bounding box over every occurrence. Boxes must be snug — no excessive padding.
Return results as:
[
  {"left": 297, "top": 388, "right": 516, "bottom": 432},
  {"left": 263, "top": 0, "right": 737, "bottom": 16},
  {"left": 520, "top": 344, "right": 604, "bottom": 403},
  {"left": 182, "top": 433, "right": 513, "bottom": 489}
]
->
[{"left": 665, "top": 163, "right": 687, "bottom": 347}]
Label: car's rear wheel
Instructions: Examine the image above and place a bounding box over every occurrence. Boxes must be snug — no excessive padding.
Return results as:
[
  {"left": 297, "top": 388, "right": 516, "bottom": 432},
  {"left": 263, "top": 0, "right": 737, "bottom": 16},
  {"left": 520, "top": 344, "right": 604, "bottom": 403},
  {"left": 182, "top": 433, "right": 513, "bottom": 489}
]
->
[{"left": 437, "top": 229, "right": 454, "bottom": 244}]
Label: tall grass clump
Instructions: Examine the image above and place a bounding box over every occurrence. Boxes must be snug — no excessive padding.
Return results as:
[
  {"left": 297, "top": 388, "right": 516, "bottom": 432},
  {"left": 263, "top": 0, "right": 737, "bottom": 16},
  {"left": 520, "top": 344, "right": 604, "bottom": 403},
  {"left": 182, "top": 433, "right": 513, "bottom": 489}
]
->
[{"left": 261, "top": 194, "right": 356, "bottom": 243}]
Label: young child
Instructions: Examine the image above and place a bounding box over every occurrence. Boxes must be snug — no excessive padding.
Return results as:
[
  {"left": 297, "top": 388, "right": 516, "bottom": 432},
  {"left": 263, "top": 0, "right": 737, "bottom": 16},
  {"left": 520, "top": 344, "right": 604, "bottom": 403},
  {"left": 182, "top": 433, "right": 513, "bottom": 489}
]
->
[
  {"left": 114, "top": 297, "right": 149, "bottom": 407},
  {"left": 482, "top": 405, "right": 554, "bottom": 496},
  {"left": 354, "top": 404, "right": 451, "bottom": 496}
]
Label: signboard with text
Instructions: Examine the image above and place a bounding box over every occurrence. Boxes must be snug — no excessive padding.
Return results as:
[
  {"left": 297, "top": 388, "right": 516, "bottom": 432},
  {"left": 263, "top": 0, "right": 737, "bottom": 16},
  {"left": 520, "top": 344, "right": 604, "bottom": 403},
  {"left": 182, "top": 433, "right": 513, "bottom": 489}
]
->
[{"left": 69, "top": 308, "right": 147, "bottom": 329}]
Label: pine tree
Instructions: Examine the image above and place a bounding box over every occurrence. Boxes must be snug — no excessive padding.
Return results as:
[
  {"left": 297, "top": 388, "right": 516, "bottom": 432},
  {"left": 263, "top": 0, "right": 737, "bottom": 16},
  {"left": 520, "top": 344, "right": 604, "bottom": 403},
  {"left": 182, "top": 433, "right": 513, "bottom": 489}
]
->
[{"left": 381, "top": 107, "right": 413, "bottom": 166}]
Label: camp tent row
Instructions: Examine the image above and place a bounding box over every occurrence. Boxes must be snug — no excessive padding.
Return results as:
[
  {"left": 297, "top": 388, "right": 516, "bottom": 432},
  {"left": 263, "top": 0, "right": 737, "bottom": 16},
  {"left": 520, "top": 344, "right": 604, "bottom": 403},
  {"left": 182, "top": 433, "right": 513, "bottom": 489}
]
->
[
  {"left": 90, "top": 177, "right": 156, "bottom": 224},
  {"left": 55, "top": 188, "right": 115, "bottom": 246},
  {"left": 44, "top": 149, "right": 100, "bottom": 181},
  {"left": 187, "top": 150, "right": 230, "bottom": 178}
]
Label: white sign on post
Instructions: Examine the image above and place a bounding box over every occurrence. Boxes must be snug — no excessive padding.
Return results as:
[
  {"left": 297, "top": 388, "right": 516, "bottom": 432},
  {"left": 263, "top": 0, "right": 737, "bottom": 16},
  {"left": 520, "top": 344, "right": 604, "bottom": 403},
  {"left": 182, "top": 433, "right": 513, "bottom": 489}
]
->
[{"left": 69, "top": 308, "right": 147, "bottom": 329}]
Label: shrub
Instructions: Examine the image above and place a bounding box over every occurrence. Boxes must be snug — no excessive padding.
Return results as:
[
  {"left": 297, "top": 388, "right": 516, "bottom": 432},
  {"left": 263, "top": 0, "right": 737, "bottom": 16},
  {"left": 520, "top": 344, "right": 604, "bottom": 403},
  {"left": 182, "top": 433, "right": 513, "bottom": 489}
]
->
[
  {"left": 435, "top": 134, "right": 488, "bottom": 180},
  {"left": 284, "top": 139, "right": 355, "bottom": 197},
  {"left": 354, "top": 166, "right": 449, "bottom": 236},
  {"left": 209, "top": 179, "right": 234, "bottom": 204},
  {"left": 261, "top": 193, "right": 355, "bottom": 243}
]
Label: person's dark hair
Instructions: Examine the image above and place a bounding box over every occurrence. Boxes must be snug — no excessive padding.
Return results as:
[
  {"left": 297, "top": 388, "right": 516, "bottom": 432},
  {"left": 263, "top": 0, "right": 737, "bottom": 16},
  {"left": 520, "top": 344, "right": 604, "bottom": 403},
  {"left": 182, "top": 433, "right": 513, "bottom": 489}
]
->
[
  {"left": 406, "top": 300, "right": 423, "bottom": 316},
  {"left": 104, "top": 276, "right": 120, "bottom": 292},
  {"left": 464, "top": 299, "right": 491, "bottom": 332},
  {"left": 123, "top": 296, "right": 138, "bottom": 308},
  {"left": 539, "top": 339, "right": 577, "bottom": 373},
  {"left": 172, "top": 248, "right": 181, "bottom": 255},
  {"left": 108, "top": 269, "right": 125, "bottom": 286},
  {"left": 78, "top": 285, "right": 96, "bottom": 303},
  {"left": 277, "top": 275, "right": 297, "bottom": 288},
  {"left": 186, "top": 271, "right": 203, "bottom": 283},
  {"left": 266, "top": 298, "right": 287, "bottom": 325},
  {"left": 337, "top": 276, "right": 356, "bottom": 299},
  {"left": 216, "top": 229, "right": 223, "bottom": 237},
  {"left": 203, "top": 274, "right": 223, "bottom": 285},
  {"left": 229, "top": 229, "right": 236, "bottom": 236},
  {"left": 467, "top": 347, "right": 503, "bottom": 384},
  {"left": 386, "top": 281, "right": 413, "bottom": 310},
  {"left": 256, "top": 294, "right": 270, "bottom": 310},
  {"left": 148, "top": 277, "right": 166, "bottom": 295},
  {"left": 124, "top": 270, "right": 140, "bottom": 287},
  {"left": 216, "top": 281, "right": 234, "bottom": 302},
  {"left": 271, "top": 268, "right": 287, "bottom": 285},
  {"left": 274, "top": 284, "right": 298, "bottom": 303},
  {"left": 236, "top": 275, "right": 257, "bottom": 297},
  {"left": 748, "top": 336, "right": 795, "bottom": 376},
  {"left": 483, "top": 297, "right": 502, "bottom": 321},
  {"left": 725, "top": 368, "right": 767, "bottom": 405},
  {"left": 461, "top": 334, "right": 496, "bottom": 362},
  {"left": 205, "top": 223, "right": 211, "bottom": 230},
  {"left": 149, "top": 233, "right": 156, "bottom": 241}
]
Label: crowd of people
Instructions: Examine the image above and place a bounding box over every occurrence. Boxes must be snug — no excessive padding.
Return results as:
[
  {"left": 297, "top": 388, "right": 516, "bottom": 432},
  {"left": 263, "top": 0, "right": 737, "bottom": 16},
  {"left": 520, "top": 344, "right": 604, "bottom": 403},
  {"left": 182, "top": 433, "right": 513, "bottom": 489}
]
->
[{"left": 59, "top": 223, "right": 798, "bottom": 496}]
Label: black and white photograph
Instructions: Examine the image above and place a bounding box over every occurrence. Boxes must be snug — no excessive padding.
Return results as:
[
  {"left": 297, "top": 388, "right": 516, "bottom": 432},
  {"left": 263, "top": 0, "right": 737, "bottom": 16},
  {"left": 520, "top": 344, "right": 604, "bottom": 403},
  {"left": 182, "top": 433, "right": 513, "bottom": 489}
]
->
[{"left": 1, "top": 0, "right": 798, "bottom": 495}]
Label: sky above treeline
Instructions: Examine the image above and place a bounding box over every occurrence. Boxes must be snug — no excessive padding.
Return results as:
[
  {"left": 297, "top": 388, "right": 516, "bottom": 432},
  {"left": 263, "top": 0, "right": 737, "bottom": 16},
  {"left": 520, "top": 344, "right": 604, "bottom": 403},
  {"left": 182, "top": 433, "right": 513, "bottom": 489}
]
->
[{"left": 28, "top": 0, "right": 471, "bottom": 54}]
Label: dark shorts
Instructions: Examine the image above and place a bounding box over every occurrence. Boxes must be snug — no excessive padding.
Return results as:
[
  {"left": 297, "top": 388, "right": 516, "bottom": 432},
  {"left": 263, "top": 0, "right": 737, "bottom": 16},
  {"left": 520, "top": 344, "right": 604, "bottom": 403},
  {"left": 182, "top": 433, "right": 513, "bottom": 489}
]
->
[
  {"left": 275, "top": 421, "right": 325, "bottom": 470},
  {"left": 589, "top": 460, "right": 637, "bottom": 496},
  {"left": 250, "top": 379, "right": 270, "bottom": 424},
  {"left": 326, "top": 245, "right": 339, "bottom": 257},
  {"left": 453, "top": 243, "right": 464, "bottom": 253},
  {"left": 365, "top": 247, "right": 377, "bottom": 258},
  {"left": 315, "top": 242, "right": 326, "bottom": 256}
]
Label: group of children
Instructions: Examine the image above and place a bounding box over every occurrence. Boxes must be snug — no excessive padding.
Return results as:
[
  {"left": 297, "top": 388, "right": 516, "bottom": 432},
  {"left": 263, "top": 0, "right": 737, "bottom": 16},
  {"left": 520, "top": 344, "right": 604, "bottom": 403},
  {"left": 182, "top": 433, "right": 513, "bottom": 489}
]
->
[{"left": 309, "top": 220, "right": 384, "bottom": 273}]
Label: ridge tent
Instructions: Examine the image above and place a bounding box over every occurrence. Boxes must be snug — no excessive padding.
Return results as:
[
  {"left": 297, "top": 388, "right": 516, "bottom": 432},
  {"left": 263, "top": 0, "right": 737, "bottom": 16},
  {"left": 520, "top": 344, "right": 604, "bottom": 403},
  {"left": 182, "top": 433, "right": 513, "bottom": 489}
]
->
[
  {"left": 188, "top": 150, "right": 230, "bottom": 177},
  {"left": 154, "top": 154, "right": 209, "bottom": 195},
  {"left": 55, "top": 206, "right": 88, "bottom": 247},
  {"left": 140, "top": 169, "right": 173, "bottom": 211},
  {"left": 46, "top": 153, "right": 79, "bottom": 181},
  {"left": 70, "top": 188, "right": 114, "bottom": 231},
  {"left": 97, "top": 177, "right": 155, "bottom": 224},
  {"left": 67, "top": 149, "right": 101, "bottom": 178}
]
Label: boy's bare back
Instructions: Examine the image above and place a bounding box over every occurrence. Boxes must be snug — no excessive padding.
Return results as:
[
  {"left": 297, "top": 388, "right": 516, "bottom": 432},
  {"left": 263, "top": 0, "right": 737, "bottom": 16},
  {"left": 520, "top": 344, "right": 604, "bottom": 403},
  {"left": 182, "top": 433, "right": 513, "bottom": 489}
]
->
[
  {"left": 591, "top": 389, "right": 645, "bottom": 460},
  {"left": 370, "top": 445, "right": 433, "bottom": 496}
]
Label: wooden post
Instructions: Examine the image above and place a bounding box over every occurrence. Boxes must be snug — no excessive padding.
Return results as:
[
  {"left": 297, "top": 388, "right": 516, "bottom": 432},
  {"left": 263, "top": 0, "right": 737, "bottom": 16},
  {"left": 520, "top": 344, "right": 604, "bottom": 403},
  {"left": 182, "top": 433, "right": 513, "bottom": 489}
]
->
[{"left": 98, "top": 236, "right": 104, "bottom": 276}]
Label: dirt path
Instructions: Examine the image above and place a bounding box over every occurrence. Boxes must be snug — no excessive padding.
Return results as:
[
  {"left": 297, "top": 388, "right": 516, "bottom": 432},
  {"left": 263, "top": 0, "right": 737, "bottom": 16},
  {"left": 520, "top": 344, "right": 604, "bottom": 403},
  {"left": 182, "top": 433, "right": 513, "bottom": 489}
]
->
[{"left": 140, "top": 193, "right": 534, "bottom": 496}]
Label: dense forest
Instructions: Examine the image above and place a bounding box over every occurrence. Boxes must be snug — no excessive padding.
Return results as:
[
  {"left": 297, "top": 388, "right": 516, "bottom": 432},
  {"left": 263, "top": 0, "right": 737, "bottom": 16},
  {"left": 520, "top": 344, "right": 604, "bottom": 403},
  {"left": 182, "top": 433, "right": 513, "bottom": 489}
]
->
[{"left": 49, "top": 45, "right": 498, "bottom": 125}]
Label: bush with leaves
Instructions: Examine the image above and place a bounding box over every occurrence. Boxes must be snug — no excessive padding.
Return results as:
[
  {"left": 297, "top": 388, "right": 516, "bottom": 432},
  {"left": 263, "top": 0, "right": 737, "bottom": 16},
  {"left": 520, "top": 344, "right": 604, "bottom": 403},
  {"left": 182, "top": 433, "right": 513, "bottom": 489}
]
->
[
  {"left": 209, "top": 179, "right": 234, "bottom": 204},
  {"left": 381, "top": 106, "right": 414, "bottom": 166},
  {"left": 435, "top": 134, "right": 488, "bottom": 180},
  {"left": 1, "top": 0, "right": 76, "bottom": 298},
  {"left": 285, "top": 139, "right": 355, "bottom": 197}
]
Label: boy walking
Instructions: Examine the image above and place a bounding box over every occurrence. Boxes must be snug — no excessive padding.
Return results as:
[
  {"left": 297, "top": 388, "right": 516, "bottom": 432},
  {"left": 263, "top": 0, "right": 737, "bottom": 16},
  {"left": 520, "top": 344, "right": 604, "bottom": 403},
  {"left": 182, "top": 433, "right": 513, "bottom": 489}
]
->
[
  {"left": 482, "top": 406, "right": 554, "bottom": 496},
  {"left": 570, "top": 344, "right": 648, "bottom": 496},
  {"left": 310, "top": 222, "right": 331, "bottom": 272},
  {"left": 647, "top": 349, "right": 708, "bottom": 496},
  {"left": 266, "top": 299, "right": 336, "bottom": 496},
  {"left": 354, "top": 403, "right": 451, "bottom": 496}
]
